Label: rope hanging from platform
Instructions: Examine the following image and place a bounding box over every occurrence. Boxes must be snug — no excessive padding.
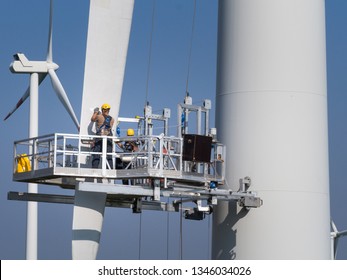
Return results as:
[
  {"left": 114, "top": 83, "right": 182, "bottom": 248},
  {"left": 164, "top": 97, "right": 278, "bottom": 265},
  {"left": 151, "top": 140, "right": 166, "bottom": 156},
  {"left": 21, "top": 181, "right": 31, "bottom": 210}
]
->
[
  {"left": 179, "top": 198, "right": 183, "bottom": 259},
  {"left": 166, "top": 197, "right": 170, "bottom": 260},
  {"left": 138, "top": 212, "right": 143, "bottom": 259},
  {"left": 207, "top": 214, "right": 211, "bottom": 259}
]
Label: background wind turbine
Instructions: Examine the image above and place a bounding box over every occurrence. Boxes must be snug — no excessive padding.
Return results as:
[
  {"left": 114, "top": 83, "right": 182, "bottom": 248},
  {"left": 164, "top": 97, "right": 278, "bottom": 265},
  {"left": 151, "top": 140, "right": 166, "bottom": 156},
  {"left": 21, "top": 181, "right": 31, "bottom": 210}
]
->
[
  {"left": 5, "top": 0, "right": 79, "bottom": 259},
  {"left": 331, "top": 220, "right": 347, "bottom": 259},
  {"left": 5, "top": 0, "right": 79, "bottom": 129}
]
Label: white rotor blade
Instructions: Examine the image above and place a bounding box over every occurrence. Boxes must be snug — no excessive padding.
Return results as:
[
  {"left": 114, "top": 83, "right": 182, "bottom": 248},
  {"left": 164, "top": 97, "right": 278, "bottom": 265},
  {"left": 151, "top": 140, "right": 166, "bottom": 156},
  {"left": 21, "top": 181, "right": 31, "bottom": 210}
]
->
[
  {"left": 72, "top": 190, "right": 107, "bottom": 260},
  {"left": 79, "top": 0, "right": 134, "bottom": 135},
  {"left": 338, "top": 229, "right": 347, "bottom": 237},
  {"left": 331, "top": 220, "right": 338, "bottom": 233},
  {"left": 4, "top": 73, "right": 47, "bottom": 121},
  {"left": 46, "top": 0, "right": 53, "bottom": 63},
  {"left": 331, "top": 221, "right": 347, "bottom": 259},
  {"left": 334, "top": 238, "right": 339, "bottom": 259},
  {"left": 333, "top": 230, "right": 347, "bottom": 259},
  {"left": 48, "top": 69, "right": 80, "bottom": 130}
]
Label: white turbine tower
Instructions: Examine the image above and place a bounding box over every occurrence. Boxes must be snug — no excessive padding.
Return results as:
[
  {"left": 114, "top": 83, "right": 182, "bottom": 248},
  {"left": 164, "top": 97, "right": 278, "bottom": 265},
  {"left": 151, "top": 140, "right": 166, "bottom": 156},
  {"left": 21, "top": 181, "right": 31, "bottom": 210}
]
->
[
  {"left": 331, "top": 220, "right": 347, "bottom": 259},
  {"left": 5, "top": 0, "right": 79, "bottom": 259},
  {"left": 213, "top": 0, "right": 331, "bottom": 259}
]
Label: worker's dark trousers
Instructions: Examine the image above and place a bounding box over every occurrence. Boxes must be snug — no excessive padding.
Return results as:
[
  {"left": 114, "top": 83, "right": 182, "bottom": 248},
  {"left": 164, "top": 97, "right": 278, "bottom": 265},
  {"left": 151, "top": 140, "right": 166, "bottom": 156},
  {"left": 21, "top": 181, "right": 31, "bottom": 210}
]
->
[{"left": 92, "top": 139, "right": 113, "bottom": 169}]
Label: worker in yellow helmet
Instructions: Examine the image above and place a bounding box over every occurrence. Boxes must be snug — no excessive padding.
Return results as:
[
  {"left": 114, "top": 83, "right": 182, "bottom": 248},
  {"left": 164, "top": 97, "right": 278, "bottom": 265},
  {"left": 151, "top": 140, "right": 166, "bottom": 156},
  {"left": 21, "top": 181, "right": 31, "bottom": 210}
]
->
[
  {"left": 127, "top": 128, "right": 135, "bottom": 136},
  {"left": 91, "top": 103, "right": 114, "bottom": 135},
  {"left": 118, "top": 128, "right": 139, "bottom": 185},
  {"left": 90, "top": 103, "right": 114, "bottom": 169}
]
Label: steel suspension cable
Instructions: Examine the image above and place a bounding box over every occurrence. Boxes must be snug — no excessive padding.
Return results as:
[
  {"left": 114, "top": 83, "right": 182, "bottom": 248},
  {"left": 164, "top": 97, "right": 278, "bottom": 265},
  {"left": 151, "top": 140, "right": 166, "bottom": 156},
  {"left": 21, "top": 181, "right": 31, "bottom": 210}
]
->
[
  {"left": 185, "top": 0, "right": 197, "bottom": 96},
  {"left": 179, "top": 198, "right": 183, "bottom": 260},
  {"left": 144, "top": 0, "right": 156, "bottom": 107},
  {"left": 160, "top": 2, "right": 196, "bottom": 259}
]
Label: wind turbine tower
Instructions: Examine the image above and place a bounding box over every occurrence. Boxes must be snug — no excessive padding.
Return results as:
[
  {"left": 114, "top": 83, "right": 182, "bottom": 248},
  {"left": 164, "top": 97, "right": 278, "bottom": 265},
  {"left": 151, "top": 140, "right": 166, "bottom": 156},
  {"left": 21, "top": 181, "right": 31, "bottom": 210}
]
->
[{"left": 213, "top": 0, "right": 331, "bottom": 259}]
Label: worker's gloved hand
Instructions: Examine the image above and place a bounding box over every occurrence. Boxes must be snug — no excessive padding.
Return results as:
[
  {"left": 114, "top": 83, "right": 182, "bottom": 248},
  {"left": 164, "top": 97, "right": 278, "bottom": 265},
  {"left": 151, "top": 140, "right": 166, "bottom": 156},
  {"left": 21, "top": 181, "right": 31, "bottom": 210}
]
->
[{"left": 94, "top": 107, "right": 99, "bottom": 113}]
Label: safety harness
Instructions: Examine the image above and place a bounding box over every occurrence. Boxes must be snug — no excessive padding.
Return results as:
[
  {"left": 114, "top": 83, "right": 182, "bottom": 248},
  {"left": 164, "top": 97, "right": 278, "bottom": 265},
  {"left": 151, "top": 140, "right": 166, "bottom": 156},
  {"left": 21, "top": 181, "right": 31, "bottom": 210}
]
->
[{"left": 96, "top": 115, "right": 113, "bottom": 136}]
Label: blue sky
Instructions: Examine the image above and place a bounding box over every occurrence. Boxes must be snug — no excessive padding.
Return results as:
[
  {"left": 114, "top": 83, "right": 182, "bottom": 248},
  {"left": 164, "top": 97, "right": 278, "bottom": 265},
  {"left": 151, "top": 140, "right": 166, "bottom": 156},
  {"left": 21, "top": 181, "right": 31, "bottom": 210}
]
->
[{"left": 0, "top": 0, "right": 346, "bottom": 260}]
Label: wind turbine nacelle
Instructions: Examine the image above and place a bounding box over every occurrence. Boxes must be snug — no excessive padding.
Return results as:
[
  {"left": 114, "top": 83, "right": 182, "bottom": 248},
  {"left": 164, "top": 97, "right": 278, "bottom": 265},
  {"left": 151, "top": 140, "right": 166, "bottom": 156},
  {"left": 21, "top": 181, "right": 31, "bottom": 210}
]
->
[{"left": 9, "top": 53, "right": 58, "bottom": 74}]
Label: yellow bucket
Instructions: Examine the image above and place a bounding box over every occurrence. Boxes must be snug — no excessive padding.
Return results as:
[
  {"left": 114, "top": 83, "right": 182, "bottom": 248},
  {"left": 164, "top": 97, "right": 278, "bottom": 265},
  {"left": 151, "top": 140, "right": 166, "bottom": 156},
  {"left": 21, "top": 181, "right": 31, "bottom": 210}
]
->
[{"left": 16, "top": 154, "right": 31, "bottom": 173}]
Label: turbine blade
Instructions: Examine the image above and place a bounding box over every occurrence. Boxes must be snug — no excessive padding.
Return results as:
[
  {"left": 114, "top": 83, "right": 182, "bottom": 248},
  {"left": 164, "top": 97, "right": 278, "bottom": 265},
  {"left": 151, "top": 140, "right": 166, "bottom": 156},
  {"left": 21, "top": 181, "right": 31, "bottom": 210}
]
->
[
  {"left": 72, "top": 190, "right": 107, "bottom": 259},
  {"left": 79, "top": 0, "right": 134, "bottom": 136},
  {"left": 46, "top": 0, "right": 53, "bottom": 62},
  {"left": 48, "top": 69, "right": 80, "bottom": 130},
  {"left": 3, "top": 90, "right": 29, "bottom": 121},
  {"left": 338, "top": 229, "right": 347, "bottom": 237},
  {"left": 334, "top": 237, "right": 339, "bottom": 259},
  {"left": 331, "top": 220, "right": 338, "bottom": 233},
  {"left": 4, "top": 73, "right": 47, "bottom": 121}
]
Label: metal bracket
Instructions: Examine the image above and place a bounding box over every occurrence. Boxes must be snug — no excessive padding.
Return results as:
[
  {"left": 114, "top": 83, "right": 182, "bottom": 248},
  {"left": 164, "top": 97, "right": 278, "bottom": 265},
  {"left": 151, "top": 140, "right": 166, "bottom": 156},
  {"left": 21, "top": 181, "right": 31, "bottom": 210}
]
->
[
  {"left": 239, "top": 196, "right": 263, "bottom": 209},
  {"left": 8, "top": 175, "right": 263, "bottom": 220},
  {"left": 184, "top": 208, "right": 205, "bottom": 220},
  {"left": 132, "top": 198, "right": 142, "bottom": 213},
  {"left": 153, "top": 179, "right": 161, "bottom": 201},
  {"left": 240, "top": 176, "right": 251, "bottom": 192}
]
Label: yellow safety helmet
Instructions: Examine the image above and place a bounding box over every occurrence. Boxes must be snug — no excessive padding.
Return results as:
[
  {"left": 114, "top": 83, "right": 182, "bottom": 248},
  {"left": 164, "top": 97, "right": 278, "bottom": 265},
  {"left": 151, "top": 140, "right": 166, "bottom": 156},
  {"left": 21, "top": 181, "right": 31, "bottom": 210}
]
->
[
  {"left": 127, "top": 128, "right": 135, "bottom": 136},
  {"left": 101, "top": 103, "right": 111, "bottom": 110}
]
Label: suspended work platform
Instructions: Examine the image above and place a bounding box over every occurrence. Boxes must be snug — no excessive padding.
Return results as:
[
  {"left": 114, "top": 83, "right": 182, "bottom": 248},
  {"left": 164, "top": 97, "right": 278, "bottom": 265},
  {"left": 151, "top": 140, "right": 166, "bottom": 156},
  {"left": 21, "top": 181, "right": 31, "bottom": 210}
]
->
[
  {"left": 11, "top": 132, "right": 261, "bottom": 218},
  {"left": 13, "top": 132, "right": 225, "bottom": 187},
  {"left": 10, "top": 98, "right": 262, "bottom": 219}
]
